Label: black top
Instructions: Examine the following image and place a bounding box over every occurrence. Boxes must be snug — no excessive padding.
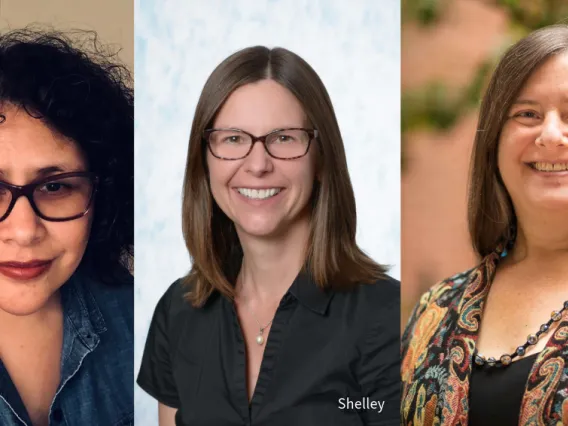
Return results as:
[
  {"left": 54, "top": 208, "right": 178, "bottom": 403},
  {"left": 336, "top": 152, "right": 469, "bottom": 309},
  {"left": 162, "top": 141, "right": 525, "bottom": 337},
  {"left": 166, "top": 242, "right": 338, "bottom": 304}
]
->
[
  {"left": 469, "top": 353, "right": 538, "bottom": 426},
  {"left": 137, "top": 272, "right": 400, "bottom": 426}
]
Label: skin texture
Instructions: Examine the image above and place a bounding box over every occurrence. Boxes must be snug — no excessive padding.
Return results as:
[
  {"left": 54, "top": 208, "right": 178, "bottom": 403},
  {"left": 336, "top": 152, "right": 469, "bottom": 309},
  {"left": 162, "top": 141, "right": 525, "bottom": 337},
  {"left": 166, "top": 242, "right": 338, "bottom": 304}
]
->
[
  {"left": 158, "top": 403, "right": 177, "bottom": 426},
  {"left": 207, "top": 79, "right": 317, "bottom": 242},
  {"left": 476, "top": 53, "right": 568, "bottom": 361},
  {"left": 498, "top": 52, "right": 568, "bottom": 212},
  {"left": 0, "top": 105, "right": 92, "bottom": 317}
]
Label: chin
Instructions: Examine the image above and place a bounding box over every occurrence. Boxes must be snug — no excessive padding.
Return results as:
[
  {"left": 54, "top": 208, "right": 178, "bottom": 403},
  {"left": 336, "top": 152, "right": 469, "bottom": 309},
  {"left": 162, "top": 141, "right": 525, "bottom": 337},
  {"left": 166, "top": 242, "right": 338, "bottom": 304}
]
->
[
  {"left": 0, "top": 275, "right": 63, "bottom": 317},
  {"left": 235, "top": 217, "right": 285, "bottom": 239},
  {"left": 0, "top": 294, "right": 53, "bottom": 316},
  {"left": 526, "top": 188, "right": 568, "bottom": 210}
]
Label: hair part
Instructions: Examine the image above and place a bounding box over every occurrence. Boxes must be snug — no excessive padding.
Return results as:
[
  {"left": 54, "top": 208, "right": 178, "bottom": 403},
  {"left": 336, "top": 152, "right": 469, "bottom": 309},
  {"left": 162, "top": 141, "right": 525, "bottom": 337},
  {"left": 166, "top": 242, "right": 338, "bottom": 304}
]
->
[
  {"left": 182, "top": 46, "right": 386, "bottom": 306},
  {"left": 468, "top": 24, "right": 568, "bottom": 257}
]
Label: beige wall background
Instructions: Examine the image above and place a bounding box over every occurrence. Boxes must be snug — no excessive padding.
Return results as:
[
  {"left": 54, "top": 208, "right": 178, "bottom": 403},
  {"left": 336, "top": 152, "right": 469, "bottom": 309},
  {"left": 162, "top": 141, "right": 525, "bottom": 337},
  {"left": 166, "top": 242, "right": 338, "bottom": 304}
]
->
[{"left": 0, "top": 0, "right": 133, "bottom": 70}]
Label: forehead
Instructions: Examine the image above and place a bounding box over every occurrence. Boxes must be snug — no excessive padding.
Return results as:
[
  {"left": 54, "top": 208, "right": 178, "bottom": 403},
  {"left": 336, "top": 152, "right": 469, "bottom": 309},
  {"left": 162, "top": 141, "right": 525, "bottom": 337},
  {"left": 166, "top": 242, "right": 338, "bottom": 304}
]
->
[
  {"left": 214, "top": 79, "right": 306, "bottom": 132},
  {"left": 517, "top": 52, "right": 568, "bottom": 96},
  {"left": 0, "top": 106, "right": 85, "bottom": 180}
]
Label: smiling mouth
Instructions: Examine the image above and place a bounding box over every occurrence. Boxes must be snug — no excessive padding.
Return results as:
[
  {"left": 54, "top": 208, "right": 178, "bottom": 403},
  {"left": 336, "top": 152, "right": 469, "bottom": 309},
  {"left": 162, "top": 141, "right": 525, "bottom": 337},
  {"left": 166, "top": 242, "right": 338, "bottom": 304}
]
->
[
  {"left": 236, "top": 188, "right": 282, "bottom": 200},
  {"left": 529, "top": 162, "right": 568, "bottom": 172}
]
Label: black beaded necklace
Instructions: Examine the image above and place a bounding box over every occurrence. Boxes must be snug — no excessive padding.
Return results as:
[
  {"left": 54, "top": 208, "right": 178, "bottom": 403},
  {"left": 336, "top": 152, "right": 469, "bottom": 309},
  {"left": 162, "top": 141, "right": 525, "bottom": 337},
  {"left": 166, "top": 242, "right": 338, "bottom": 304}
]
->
[{"left": 473, "top": 300, "right": 568, "bottom": 368}]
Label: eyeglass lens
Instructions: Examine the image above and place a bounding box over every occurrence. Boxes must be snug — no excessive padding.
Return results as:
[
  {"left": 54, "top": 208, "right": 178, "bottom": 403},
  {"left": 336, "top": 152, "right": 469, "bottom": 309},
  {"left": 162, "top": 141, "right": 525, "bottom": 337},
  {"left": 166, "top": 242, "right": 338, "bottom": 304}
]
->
[
  {"left": 208, "top": 129, "right": 311, "bottom": 159},
  {"left": 0, "top": 175, "right": 95, "bottom": 221}
]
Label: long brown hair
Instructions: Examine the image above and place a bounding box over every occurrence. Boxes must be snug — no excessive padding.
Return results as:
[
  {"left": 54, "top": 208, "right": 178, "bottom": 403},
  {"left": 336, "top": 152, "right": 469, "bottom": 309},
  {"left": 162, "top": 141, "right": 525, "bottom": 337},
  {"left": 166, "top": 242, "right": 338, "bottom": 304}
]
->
[
  {"left": 468, "top": 24, "right": 568, "bottom": 257},
  {"left": 181, "top": 46, "right": 386, "bottom": 306}
]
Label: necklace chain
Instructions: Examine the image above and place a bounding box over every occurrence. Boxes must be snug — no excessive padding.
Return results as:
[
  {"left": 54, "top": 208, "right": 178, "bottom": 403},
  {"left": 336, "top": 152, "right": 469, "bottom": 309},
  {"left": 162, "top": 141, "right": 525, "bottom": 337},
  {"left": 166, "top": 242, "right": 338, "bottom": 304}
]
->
[
  {"left": 244, "top": 303, "right": 274, "bottom": 332},
  {"left": 473, "top": 300, "right": 568, "bottom": 368},
  {"left": 237, "top": 296, "right": 275, "bottom": 346}
]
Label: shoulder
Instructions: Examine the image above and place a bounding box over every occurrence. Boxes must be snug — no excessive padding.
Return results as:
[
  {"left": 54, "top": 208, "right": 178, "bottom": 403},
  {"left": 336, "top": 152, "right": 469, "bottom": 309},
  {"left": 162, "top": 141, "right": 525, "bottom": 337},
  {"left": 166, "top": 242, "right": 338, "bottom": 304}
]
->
[
  {"left": 330, "top": 274, "right": 400, "bottom": 343},
  {"left": 335, "top": 274, "right": 400, "bottom": 316},
  {"left": 401, "top": 266, "right": 477, "bottom": 351},
  {"left": 150, "top": 277, "right": 221, "bottom": 341},
  {"left": 80, "top": 267, "right": 134, "bottom": 321},
  {"left": 358, "top": 274, "right": 400, "bottom": 305},
  {"left": 414, "top": 266, "right": 476, "bottom": 310},
  {"left": 154, "top": 277, "right": 215, "bottom": 318}
]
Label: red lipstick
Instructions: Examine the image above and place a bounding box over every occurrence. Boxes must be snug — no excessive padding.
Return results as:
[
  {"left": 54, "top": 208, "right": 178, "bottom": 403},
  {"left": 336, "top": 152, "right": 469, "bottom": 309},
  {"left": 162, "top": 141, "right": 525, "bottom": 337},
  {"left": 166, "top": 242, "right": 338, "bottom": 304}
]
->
[{"left": 0, "top": 260, "right": 53, "bottom": 281}]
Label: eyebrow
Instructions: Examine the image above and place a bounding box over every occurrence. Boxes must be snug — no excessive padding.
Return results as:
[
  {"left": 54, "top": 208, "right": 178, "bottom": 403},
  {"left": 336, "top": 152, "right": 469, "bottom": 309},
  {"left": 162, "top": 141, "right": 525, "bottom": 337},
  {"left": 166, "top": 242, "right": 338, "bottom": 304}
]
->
[
  {"left": 513, "top": 96, "right": 568, "bottom": 106},
  {"left": 511, "top": 99, "right": 540, "bottom": 106},
  {"left": 0, "top": 164, "right": 84, "bottom": 178}
]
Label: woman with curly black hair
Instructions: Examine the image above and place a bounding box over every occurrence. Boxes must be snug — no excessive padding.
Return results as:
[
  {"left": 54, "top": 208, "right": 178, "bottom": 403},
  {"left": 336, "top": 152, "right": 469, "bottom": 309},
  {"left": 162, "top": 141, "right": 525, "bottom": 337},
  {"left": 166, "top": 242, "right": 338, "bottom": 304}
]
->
[{"left": 0, "top": 29, "right": 134, "bottom": 426}]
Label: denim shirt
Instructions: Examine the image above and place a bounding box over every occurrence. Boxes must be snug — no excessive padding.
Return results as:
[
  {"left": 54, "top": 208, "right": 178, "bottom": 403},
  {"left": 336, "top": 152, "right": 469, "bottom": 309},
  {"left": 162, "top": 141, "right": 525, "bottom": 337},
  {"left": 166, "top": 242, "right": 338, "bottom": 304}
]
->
[{"left": 0, "top": 267, "right": 134, "bottom": 425}]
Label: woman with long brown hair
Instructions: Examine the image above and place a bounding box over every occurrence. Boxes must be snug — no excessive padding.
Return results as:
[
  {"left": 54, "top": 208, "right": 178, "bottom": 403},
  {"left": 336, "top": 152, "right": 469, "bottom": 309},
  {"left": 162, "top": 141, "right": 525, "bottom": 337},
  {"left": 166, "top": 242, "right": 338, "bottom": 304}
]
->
[
  {"left": 138, "top": 46, "right": 400, "bottom": 425},
  {"left": 401, "top": 24, "right": 568, "bottom": 426}
]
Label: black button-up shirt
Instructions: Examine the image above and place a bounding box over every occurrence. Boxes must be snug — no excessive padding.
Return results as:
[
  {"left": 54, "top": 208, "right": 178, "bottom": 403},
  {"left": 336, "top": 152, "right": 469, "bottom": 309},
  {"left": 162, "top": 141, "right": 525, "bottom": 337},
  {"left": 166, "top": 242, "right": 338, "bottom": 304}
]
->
[{"left": 137, "top": 273, "right": 400, "bottom": 425}]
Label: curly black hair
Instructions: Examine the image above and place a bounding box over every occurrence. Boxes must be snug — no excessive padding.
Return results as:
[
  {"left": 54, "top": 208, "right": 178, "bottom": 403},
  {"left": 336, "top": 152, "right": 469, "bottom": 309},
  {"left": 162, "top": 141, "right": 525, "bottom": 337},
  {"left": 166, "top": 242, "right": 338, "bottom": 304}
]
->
[{"left": 0, "top": 27, "right": 133, "bottom": 283}]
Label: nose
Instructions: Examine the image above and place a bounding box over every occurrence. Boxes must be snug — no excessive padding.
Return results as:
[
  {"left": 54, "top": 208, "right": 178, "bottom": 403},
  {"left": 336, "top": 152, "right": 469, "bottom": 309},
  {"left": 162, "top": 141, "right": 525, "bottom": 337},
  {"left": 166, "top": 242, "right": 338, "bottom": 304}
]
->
[
  {"left": 536, "top": 113, "right": 568, "bottom": 148},
  {"left": 243, "top": 140, "right": 274, "bottom": 176},
  {"left": 0, "top": 196, "right": 44, "bottom": 246}
]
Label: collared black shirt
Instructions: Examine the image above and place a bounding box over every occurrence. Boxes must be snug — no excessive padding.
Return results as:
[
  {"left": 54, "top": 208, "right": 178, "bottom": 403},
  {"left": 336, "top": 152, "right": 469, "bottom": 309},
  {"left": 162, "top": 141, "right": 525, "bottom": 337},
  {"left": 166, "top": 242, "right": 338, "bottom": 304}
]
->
[{"left": 137, "top": 273, "right": 400, "bottom": 425}]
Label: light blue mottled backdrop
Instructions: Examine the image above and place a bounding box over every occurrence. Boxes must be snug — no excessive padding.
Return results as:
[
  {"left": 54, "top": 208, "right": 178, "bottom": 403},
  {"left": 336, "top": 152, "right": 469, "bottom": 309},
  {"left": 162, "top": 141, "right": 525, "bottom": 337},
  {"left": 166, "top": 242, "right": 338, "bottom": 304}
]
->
[{"left": 135, "top": 0, "right": 400, "bottom": 422}]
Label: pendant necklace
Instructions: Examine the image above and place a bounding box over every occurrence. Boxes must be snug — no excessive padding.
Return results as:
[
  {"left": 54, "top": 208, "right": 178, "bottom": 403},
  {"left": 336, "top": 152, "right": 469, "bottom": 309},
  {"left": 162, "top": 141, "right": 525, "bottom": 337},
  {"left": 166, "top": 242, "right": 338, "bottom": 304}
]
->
[
  {"left": 245, "top": 303, "right": 274, "bottom": 345},
  {"left": 237, "top": 297, "right": 275, "bottom": 345},
  {"left": 236, "top": 275, "right": 275, "bottom": 345},
  {"left": 252, "top": 317, "right": 273, "bottom": 346}
]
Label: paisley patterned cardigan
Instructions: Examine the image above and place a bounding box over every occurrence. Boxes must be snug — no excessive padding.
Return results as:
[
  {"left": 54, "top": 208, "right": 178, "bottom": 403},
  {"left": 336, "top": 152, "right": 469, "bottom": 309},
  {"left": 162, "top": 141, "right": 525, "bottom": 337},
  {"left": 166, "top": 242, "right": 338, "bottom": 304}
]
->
[{"left": 401, "top": 248, "right": 568, "bottom": 426}]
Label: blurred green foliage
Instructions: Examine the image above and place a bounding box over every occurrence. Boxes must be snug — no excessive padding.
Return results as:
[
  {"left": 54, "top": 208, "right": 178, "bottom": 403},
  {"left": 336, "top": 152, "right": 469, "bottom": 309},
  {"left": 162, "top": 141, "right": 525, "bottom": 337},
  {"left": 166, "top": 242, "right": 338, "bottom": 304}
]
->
[
  {"left": 402, "top": 0, "right": 567, "bottom": 139},
  {"left": 500, "top": 0, "right": 568, "bottom": 29},
  {"left": 402, "top": 0, "right": 447, "bottom": 25},
  {"left": 402, "top": 60, "right": 493, "bottom": 134}
]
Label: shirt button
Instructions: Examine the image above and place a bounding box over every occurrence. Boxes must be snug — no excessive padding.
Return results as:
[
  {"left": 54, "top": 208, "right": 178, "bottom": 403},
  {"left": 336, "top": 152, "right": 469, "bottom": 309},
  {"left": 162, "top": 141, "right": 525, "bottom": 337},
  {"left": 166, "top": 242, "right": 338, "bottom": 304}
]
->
[{"left": 52, "top": 408, "right": 63, "bottom": 422}]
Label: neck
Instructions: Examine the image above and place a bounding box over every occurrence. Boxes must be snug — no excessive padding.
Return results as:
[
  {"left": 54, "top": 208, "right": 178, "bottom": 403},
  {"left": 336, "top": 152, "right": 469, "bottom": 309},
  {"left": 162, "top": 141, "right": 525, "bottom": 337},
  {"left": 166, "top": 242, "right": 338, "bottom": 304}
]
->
[
  {"left": 508, "top": 217, "right": 568, "bottom": 275},
  {"left": 0, "top": 292, "right": 62, "bottom": 351},
  {"left": 236, "top": 217, "right": 310, "bottom": 304}
]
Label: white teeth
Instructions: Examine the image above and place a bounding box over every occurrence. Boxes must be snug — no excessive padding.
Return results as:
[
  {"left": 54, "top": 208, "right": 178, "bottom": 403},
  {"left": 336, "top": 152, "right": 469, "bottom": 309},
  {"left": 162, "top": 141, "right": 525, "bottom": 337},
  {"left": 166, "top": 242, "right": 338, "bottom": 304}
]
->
[
  {"left": 532, "top": 162, "right": 568, "bottom": 172},
  {"left": 237, "top": 188, "right": 281, "bottom": 200}
]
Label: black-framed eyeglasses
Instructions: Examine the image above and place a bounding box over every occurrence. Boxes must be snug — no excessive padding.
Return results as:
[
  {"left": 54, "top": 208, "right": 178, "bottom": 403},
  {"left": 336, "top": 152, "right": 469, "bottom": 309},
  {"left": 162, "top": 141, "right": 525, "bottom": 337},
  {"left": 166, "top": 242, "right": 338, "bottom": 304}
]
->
[
  {"left": 0, "top": 172, "right": 98, "bottom": 223},
  {"left": 204, "top": 128, "right": 318, "bottom": 160}
]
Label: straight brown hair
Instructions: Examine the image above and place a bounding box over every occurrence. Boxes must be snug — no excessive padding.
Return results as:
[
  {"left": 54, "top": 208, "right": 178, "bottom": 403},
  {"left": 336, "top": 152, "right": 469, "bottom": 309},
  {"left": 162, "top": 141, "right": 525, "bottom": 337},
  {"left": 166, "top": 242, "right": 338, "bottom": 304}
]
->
[
  {"left": 181, "top": 46, "right": 386, "bottom": 307},
  {"left": 468, "top": 24, "right": 568, "bottom": 257}
]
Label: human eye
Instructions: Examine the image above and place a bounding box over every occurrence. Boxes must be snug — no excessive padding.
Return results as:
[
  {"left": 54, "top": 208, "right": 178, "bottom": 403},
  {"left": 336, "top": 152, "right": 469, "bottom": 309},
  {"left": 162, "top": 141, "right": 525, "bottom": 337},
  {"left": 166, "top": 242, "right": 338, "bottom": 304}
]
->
[
  {"left": 509, "top": 109, "right": 541, "bottom": 125},
  {"left": 216, "top": 131, "right": 248, "bottom": 145},
  {"left": 223, "top": 135, "right": 243, "bottom": 144},
  {"left": 37, "top": 180, "right": 75, "bottom": 197},
  {"left": 277, "top": 135, "right": 293, "bottom": 143},
  {"left": 515, "top": 111, "right": 538, "bottom": 118},
  {"left": 271, "top": 131, "right": 299, "bottom": 144},
  {"left": 41, "top": 182, "right": 68, "bottom": 192}
]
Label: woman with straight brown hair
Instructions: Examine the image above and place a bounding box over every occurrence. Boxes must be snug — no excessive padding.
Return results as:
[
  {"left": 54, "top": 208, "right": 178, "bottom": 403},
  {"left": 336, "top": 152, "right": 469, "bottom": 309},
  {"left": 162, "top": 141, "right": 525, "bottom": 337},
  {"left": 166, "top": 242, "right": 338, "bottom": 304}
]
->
[
  {"left": 137, "top": 46, "right": 400, "bottom": 426},
  {"left": 401, "top": 24, "right": 568, "bottom": 426}
]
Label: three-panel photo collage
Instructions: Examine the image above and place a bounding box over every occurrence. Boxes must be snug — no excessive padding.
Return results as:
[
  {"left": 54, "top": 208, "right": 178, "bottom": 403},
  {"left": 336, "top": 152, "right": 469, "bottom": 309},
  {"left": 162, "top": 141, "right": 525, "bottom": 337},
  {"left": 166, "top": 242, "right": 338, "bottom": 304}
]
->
[{"left": 1, "top": 1, "right": 567, "bottom": 425}]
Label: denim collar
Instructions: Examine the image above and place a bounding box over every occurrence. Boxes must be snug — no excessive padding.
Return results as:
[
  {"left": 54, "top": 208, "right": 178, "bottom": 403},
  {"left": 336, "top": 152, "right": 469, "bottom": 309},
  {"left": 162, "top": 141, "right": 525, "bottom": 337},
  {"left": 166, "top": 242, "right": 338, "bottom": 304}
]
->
[{"left": 60, "top": 270, "right": 106, "bottom": 351}]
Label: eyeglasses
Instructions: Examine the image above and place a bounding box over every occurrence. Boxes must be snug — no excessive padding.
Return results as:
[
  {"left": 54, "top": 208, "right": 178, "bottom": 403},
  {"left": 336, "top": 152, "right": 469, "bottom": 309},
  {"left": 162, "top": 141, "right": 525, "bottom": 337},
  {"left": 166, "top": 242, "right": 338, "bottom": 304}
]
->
[
  {"left": 204, "top": 128, "right": 318, "bottom": 160},
  {"left": 0, "top": 172, "right": 98, "bottom": 223}
]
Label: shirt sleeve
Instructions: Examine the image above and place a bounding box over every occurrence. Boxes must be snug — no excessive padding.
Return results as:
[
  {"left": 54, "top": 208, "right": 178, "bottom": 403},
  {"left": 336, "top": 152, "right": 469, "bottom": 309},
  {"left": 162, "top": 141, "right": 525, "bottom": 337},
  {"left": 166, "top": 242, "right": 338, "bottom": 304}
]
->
[
  {"left": 357, "top": 280, "right": 401, "bottom": 426},
  {"left": 137, "top": 281, "right": 181, "bottom": 409}
]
